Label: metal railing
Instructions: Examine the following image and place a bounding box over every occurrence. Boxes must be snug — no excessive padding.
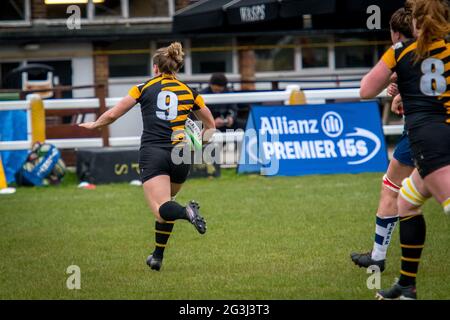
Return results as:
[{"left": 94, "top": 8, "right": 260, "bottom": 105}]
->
[{"left": 0, "top": 86, "right": 400, "bottom": 151}]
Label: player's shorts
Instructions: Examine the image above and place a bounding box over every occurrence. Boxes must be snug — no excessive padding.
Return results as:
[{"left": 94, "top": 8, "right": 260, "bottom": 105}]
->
[
  {"left": 392, "top": 131, "right": 414, "bottom": 167},
  {"left": 407, "top": 122, "right": 450, "bottom": 178},
  {"left": 139, "top": 145, "right": 190, "bottom": 184}
]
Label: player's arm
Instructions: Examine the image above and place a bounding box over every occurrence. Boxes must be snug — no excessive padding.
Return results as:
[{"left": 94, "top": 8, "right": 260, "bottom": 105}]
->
[
  {"left": 360, "top": 60, "right": 393, "bottom": 99},
  {"left": 191, "top": 91, "right": 216, "bottom": 132},
  {"left": 79, "top": 95, "right": 137, "bottom": 130},
  {"left": 193, "top": 105, "right": 216, "bottom": 143},
  {"left": 360, "top": 46, "right": 396, "bottom": 99},
  {"left": 191, "top": 92, "right": 216, "bottom": 142},
  {"left": 193, "top": 105, "right": 215, "bottom": 131}
]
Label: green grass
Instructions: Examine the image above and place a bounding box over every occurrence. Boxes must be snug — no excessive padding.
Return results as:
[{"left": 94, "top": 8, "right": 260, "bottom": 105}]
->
[{"left": 1, "top": 170, "right": 449, "bottom": 299}]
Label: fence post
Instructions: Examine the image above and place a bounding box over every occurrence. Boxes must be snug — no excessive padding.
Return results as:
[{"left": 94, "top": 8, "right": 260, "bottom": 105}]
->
[
  {"left": 0, "top": 154, "right": 15, "bottom": 194},
  {"left": 27, "top": 94, "right": 46, "bottom": 144},
  {"left": 0, "top": 155, "right": 6, "bottom": 189},
  {"left": 285, "top": 85, "right": 306, "bottom": 105},
  {"left": 271, "top": 81, "right": 279, "bottom": 90},
  {"left": 97, "top": 85, "right": 110, "bottom": 147}
]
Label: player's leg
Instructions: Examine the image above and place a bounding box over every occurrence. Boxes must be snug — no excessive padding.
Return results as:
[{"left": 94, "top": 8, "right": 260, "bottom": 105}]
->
[
  {"left": 377, "top": 169, "right": 431, "bottom": 299},
  {"left": 169, "top": 153, "right": 207, "bottom": 235},
  {"left": 150, "top": 181, "right": 185, "bottom": 265},
  {"left": 171, "top": 182, "right": 183, "bottom": 198},
  {"left": 143, "top": 174, "right": 176, "bottom": 270},
  {"left": 395, "top": 165, "right": 450, "bottom": 282},
  {"left": 423, "top": 165, "right": 450, "bottom": 214},
  {"left": 143, "top": 174, "right": 204, "bottom": 271},
  {"left": 397, "top": 170, "right": 429, "bottom": 286},
  {"left": 371, "top": 159, "right": 413, "bottom": 261},
  {"left": 144, "top": 147, "right": 204, "bottom": 235},
  {"left": 143, "top": 174, "right": 172, "bottom": 222},
  {"left": 351, "top": 155, "right": 413, "bottom": 271}
]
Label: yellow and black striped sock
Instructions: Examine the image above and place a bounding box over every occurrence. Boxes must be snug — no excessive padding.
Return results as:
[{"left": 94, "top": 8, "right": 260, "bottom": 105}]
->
[
  {"left": 153, "top": 221, "right": 175, "bottom": 259},
  {"left": 398, "top": 214, "right": 426, "bottom": 287}
]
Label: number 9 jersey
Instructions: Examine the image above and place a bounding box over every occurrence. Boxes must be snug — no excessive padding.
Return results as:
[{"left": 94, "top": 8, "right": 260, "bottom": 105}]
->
[
  {"left": 381, "top": 39, "right": 450, "bottom": 128},
  {"left": 128, "top": 74, "right": 206, "bottom": 148}
]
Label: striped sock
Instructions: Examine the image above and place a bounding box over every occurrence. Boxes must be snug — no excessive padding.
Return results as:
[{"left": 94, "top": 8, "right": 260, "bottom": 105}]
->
[
  {"left": 371, "top": 214, "right": 399, "bottom": 261},
  {"left": 443, "top": 198, "right": 450, "bottom": 215},
  {"left": 398, "top": 214, "right": 426, "bottom": 287},
  {"left": 153, "top": 221, "right": 175, "bottom": 259}
]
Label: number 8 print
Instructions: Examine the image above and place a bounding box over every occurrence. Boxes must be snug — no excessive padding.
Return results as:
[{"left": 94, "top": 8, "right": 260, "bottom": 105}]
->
[
  {"left": 156, "top": 91, "right": 178, "bottom": 120},
  {"left": 420, "top": 58, "right": 446, "bottom": 96}
]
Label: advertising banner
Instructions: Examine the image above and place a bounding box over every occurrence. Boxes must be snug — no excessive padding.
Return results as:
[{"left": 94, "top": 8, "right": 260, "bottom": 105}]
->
[{"left": 238, "top": 102, "right": 388, "bottom": 176}]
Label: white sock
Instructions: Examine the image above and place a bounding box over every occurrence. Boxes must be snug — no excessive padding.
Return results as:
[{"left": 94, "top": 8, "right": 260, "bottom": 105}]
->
[{"left": 371, "top": 214, "right": 399, "bottom": 261}]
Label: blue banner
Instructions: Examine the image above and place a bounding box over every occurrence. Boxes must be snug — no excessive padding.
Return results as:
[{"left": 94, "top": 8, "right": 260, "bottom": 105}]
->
[
  {"left": 0, "top": 110, "right": 28, "bottom": 183},
  {"left": 238, "top": 102, "right": 388, "bottom": 176}
]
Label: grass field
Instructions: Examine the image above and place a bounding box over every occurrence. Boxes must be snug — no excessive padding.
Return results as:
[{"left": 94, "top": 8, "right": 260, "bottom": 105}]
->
[{"left": 1, "top": 170, "right": 449, "bottom": 300}]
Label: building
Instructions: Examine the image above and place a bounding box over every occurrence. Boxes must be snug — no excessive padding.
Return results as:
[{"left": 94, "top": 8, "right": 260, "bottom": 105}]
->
[
  {"left": 0, "top": 0, "right": 404, "bottom": 136},
  {"left": 0, "top": 0, "right": 407, "bottom": 91}
]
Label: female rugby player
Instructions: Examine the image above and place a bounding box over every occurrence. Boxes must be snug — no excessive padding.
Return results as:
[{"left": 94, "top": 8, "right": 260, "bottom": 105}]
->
[
  {"left": 360, "top": 0, "right": 450, "bottom": 299},
  {"left": 80, "top": 42, "right": 216, "bottom": 271},
  {"left": 351, "top": 7, "right": 415, "bottom": 272}
]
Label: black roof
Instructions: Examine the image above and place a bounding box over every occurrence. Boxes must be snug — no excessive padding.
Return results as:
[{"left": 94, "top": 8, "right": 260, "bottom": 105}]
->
[{"left": 173, "top": 0, "right": 407, "bottom": 34}]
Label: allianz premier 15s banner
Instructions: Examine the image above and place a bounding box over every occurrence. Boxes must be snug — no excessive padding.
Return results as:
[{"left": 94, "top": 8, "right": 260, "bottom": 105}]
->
[{"left": 237, "top": 102, "right": 388, "bottom": 176}]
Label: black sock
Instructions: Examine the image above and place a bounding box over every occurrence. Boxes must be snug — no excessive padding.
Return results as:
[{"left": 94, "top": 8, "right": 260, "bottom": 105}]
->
[
  {"left": 159, "top": 201, "right": 187, "bottom": 221},
  {"left": 153, "top": 221, "right": 175, "bottom": 259},
  {"left": 398, "top": 214, "right": 426, "bottom": 287}
]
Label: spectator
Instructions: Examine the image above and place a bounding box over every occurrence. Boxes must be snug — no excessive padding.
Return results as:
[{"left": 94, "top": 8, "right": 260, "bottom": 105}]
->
[{"left": 201, "top": 73, "right": 238, "bottom": 132}]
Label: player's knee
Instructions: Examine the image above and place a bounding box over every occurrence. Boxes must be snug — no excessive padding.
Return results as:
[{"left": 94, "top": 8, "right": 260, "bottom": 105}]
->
[
  {"left": 399, "top": 177, "right": 427, "bottom": 208},
  {"left": 443, "top": 198, "right": 450, "bottom": 216},
  {"left": 382, "top": 174, "right": 401, "bottom": 193},
  {"left": 150, "top": 208, "right": 164, "bottom": 223},
  {"left": 152, "top": 202, "right": 168, "bottom": 223}
]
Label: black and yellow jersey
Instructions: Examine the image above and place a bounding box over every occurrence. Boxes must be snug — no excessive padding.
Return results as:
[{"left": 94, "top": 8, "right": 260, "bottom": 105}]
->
[
  {"left": 382, "top": 38, "right": 450, "bottom": 127},
  {"left": 128, "top": 74, "right": 206, "bottom": 147}
]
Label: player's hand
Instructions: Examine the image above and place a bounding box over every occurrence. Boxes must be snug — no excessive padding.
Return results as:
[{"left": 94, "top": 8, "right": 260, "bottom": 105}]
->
[
  {"left": 201, "top": 128, "right": 215, "bottom": 144},
  {"left": 387, "top": 83, "right": 399, "bottom": 97},
  {"left": 391, "top": 94, "right": 404, "bottom": 115},
  {"left": 79, "top": 122, "right": 98, "bottom": 130},
  {"left": 390, "top": 73, "right": 398, "bottom": 83}
]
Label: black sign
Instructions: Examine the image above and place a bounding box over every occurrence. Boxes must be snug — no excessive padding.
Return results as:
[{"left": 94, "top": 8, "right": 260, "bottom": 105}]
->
[{"left": 76, "top": 147, "right": 220, "bottom": 185}]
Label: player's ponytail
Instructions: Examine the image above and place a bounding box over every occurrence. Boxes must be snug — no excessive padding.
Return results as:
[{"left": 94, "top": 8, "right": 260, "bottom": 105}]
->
[
  {"left": 410, "top": 0, "right": 450, "bottom": 63},
  {"left": 153, "top": 42, "right": 184, "bottom": 74},
  {"left": 390, "top": 8, "right": 413, "bottom": 39}
]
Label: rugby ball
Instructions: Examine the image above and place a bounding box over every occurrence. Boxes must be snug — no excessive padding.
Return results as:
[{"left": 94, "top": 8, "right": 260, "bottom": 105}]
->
[{"left": 185, "top": 118, "right": 202, "bottom": 151}]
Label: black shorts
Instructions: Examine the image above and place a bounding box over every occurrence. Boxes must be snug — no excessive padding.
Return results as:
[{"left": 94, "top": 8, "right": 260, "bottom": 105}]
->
[
  {"left": 407, "top": 122, "right": 450, "bottom": 178},
  {"left": 139, "top": 146, "right": 191, "bottom": 184}
]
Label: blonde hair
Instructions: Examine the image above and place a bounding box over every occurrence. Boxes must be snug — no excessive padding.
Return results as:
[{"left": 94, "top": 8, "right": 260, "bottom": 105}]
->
[
  {"left": 409, "top": 0, "right": 450, "bottom": 62},
  {"left": 153, "top": 42, "right": 184, "bottom": 74}
]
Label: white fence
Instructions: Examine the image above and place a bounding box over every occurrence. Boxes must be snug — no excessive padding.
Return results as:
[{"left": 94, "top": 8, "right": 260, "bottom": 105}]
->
[{"left": 0, "top": 86, "right": 402, "bottom": 151}]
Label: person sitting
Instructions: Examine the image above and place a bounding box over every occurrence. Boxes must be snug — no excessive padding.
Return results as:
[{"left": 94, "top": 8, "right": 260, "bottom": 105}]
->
[{"left": 201, "top": 73, "right": 238, "bottom": 132}]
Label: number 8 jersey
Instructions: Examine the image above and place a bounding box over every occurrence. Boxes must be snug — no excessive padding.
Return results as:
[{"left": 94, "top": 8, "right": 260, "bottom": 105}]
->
[
  {"left": 382, "top": 39, "right": 450, "bottom": 127},
  {"left": 128, "top": 74, "right": 206, "bottom": 148}
]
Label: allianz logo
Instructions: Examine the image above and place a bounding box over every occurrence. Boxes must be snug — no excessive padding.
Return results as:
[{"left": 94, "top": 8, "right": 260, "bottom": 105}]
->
[
  {"left": 321, "top": 111, "right": 344, "bottom": 138},
  {"left": 259, "top": 112, "right": 345, "bottom": 137}
]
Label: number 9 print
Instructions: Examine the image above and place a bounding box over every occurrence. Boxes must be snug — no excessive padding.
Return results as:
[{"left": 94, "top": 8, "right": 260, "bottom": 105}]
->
[{"left": 156, "top": 91, "right": 179, "bottom": 121}]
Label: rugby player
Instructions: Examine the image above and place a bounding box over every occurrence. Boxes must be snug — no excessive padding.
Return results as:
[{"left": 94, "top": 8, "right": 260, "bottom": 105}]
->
[
  {"left": 360, "top": 0, "right": 450, "bottom": 299},
  {"left": 351, "top": 7, "right": 415, "bottom": 272},
  {"left": 80, "top": 42, "right": 216, "bottom": 271}
]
